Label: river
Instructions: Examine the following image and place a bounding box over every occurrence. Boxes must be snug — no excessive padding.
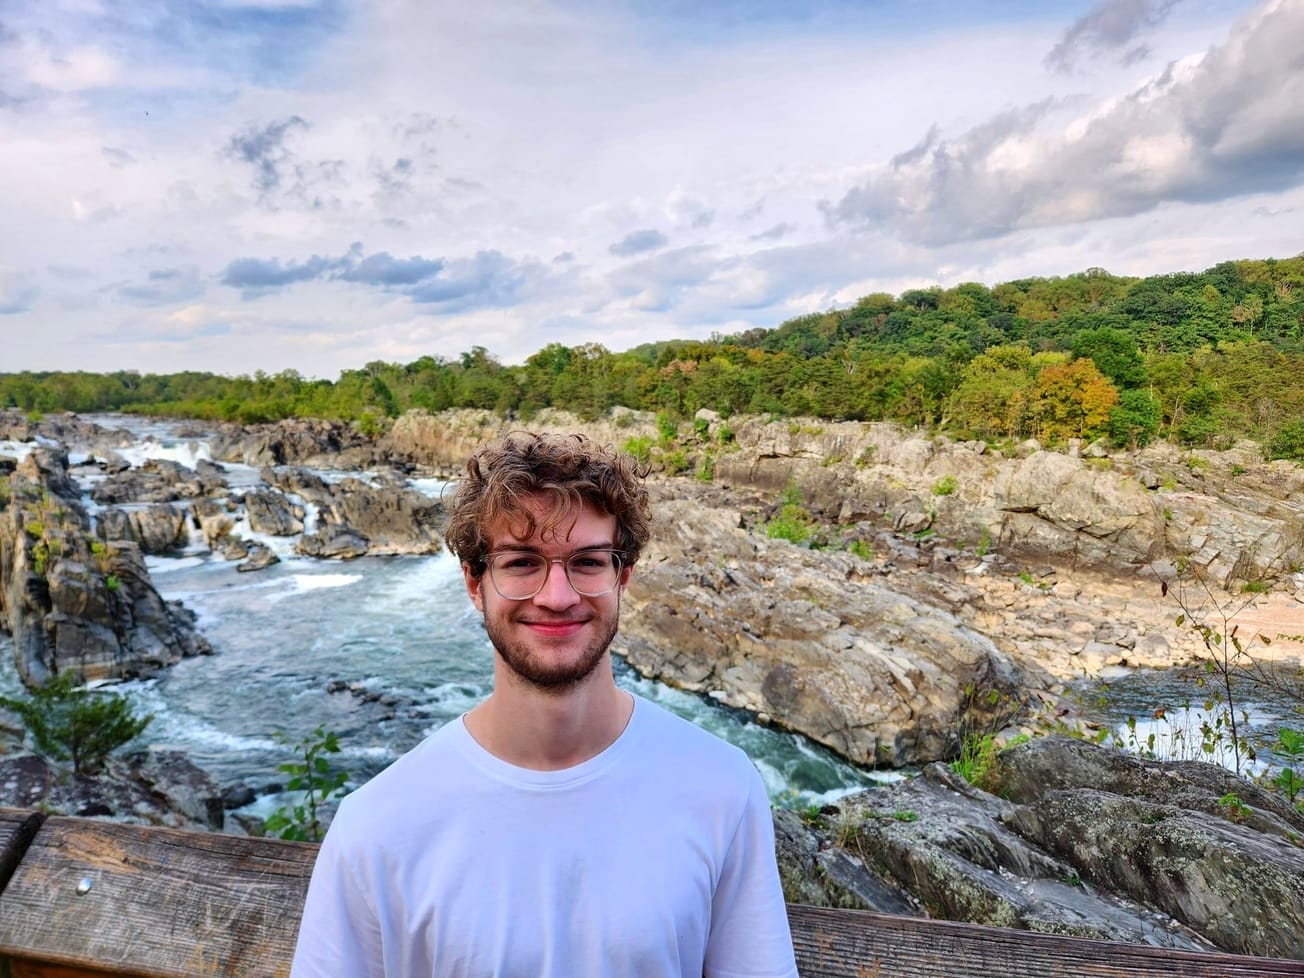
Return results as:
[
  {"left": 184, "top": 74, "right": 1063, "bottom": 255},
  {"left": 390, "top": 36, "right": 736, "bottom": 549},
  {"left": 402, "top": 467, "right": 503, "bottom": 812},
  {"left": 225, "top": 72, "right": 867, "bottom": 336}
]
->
[{"left": 1, "top": 417, "right": 884, "bottom": 818}]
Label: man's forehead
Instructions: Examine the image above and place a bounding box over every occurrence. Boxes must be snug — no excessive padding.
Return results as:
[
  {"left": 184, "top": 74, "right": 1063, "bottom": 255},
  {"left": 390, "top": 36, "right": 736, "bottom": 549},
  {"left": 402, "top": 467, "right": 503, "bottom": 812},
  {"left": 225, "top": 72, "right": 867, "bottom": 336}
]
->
[{"left": 487, "top": 496, "right": 615, "bottom": 546}]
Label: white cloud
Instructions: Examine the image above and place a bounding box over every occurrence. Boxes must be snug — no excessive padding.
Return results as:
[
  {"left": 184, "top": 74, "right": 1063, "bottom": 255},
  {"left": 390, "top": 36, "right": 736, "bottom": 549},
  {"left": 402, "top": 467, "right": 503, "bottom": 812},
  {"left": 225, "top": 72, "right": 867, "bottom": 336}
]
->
[{"left": 0, "top": 0, "right": 1294, "bottom": 378}]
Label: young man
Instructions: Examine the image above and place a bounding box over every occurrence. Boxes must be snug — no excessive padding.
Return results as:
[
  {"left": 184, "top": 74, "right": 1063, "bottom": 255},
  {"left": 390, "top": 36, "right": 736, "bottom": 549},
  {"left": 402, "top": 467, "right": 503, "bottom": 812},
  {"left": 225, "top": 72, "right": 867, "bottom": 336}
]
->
[{"left": 290, "top": 432, "right": 798, "bottom": 978}]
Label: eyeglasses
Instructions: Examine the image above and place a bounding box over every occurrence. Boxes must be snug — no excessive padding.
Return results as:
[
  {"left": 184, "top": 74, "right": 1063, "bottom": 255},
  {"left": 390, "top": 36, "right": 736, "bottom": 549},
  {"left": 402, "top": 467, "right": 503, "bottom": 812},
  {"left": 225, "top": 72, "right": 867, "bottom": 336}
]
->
[{"left": 483, "top": 549, "right": 626, "bottom": 601}]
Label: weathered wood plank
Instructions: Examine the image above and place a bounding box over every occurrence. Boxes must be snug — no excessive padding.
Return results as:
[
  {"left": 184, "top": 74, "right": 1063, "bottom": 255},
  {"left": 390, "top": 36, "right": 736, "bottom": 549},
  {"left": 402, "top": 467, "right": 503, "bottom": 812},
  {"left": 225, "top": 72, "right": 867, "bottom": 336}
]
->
[
  {"left": 0, "top": 816, "right": 317, "bottom": 978},
  {"left": 0, "top": 807, "right": 45, "bottom": 894},
  {"left": 788, "top": 904, "right": 1304, "bottom": 977},
  {"left": 6, "top": 962, "right": 151, "bottom": 978}
]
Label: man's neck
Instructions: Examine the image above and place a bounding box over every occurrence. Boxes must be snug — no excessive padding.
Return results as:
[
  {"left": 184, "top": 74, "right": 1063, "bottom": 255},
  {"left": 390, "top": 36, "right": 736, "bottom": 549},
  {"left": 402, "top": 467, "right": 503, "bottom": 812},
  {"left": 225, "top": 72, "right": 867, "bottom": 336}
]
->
[{"left": 464, "top": 666, "right": 634, "bottom": 771}]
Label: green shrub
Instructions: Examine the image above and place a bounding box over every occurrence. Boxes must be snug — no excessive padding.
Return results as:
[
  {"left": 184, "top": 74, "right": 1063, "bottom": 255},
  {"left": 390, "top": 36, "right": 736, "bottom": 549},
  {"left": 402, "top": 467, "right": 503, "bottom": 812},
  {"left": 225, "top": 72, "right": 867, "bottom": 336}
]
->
[
  {"left": 695, "top": 453, "right": 714, "bottom": 482},
  {"left": 717, "top": 424, "right": 734, "bottom": 445},
  {"left": 1269, "top": 419, "right": 1304, "bottom": 463},
  {"left": 663, "top": 450, "right": 689, "bottom": 476},
  {"left": 622, "top": 436, "right": 654, "bottom": 465},
  {"left": 655, "top": 412, "right": 678, "bottom": 443},
  {"left": 0, "top": 673, "right": 152, "bottom": 775},
  {"left": 764, "top": 484, "right": 815, "bottom": 545},
  {"left": 693, "top": 417, "right": 710, "bottom": 440},
  {"left": 931, "top": 475, "right": 958, "bottom": 496},
  {"left": 264, "top": 727, "right": 351, "bottom": 842},
  {"left": 848, "top": 540, "right": 874, "bottom": 561},
  {"left": 951, "top": 732, "right": 1000, "bottom": 791}
]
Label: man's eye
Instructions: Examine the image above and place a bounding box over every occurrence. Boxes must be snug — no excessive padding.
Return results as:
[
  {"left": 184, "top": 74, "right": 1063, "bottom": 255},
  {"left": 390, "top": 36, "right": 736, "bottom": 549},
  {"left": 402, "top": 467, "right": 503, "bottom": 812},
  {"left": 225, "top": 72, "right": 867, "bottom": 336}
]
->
[
  {"left": 499, "top": 556, "right": 542, "bottom": 572},
  {"left": 570, "top": 554, "right": 612, "bottom": 572}
]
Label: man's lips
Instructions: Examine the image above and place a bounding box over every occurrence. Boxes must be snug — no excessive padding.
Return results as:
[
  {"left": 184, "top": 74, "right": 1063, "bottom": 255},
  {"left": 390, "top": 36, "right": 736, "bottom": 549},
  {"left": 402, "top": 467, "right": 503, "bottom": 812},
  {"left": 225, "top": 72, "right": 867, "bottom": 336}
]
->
[{"left": 518, "top": 618, "right": 590, "bottom": 637}]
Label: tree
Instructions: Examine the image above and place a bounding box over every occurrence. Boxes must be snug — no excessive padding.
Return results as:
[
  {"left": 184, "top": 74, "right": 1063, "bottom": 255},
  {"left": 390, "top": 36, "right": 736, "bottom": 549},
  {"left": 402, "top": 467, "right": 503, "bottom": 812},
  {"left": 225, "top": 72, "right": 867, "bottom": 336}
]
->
[
  {"left": 0, "top": 673, "right": 152, "bottom": 775},
  {"left": 1109, "top": 389, "right": 1162, "bottom": 448},
  {"left": 1030, "top": 358, "right": 1119, "bottom": 444},
  {"left": 1072, "top": 326, "right": 1145, "bottom": 389}
]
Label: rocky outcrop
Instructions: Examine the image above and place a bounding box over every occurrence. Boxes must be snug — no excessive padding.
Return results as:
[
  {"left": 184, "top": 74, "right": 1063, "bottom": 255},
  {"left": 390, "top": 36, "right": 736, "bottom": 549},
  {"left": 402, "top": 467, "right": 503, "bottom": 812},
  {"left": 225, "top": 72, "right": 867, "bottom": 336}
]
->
[
  {"left": 0, "top": 745, "right": 225, "bottom": 832},
  {"left": 620, "top": 488, "right": 1028, "bottom": 766},
  {"left": 0, "top": 410, "right": 136, "bottom": 457},
  {"left": 262, "top": 466, "right": 445, "bottom": 556},
  {"left": 208, "top": 418, "right": 375, "bottom": 469},
  {"left": 778, "top": 736, "right": 1304, "bottom": 958},
  {"left": 96, "top": 505, "right": 190, "bottom": 554},
  {"left": 0, "top": 448, "right": 210, "bottom": 686},
  {"left": 242, "top": 488, "right": 304, "bottom": 536},
  {"left": 90, "top": 458, "right": 224, "bottom": 505}
]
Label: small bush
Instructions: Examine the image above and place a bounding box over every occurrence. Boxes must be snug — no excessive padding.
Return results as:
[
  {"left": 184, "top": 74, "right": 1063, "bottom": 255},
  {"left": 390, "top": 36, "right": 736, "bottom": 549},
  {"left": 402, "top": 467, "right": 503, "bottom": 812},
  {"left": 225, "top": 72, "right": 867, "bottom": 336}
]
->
[
  {"left": 848, "top": 540, "right": 874, "bottom": 561},
  {"left": 655, "top": 412, "right": 678, "bottom": 443},
  {"left": 931, "top": 475, "right": 958, "bottom": 496},
  {"left": 0, "top": 673, "right": 152, "bottom": 775},
  {"left": 622, "top": 436, "right": 654, "bottom": 465},
  {"left": 264, "top": 726, "right": 350, "bottom": 842},
  {"left": 951, "top": 732, "right": 1000, "bottom": 791},
  {"left": 695, "top": 453, "right": 714, "bottom": 483}
]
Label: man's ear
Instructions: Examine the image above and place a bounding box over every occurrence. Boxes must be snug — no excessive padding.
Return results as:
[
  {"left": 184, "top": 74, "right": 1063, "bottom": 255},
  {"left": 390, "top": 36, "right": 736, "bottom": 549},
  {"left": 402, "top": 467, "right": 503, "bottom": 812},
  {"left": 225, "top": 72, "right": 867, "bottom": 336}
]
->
[
  {"left": 618, "top": 563, "right": 633, "bottom": 591},
  {"left": 463, "top": 563, "right": 485, "bottom": 611}
]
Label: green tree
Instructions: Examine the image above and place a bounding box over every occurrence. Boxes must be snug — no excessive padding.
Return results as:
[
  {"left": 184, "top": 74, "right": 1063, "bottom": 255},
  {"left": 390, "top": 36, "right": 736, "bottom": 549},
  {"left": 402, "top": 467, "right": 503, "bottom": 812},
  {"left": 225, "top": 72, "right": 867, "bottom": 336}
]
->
[
  {"left": 0, "top": 673, "right": 152, "bottom": 775},
  {"left": 1109, "top": 389, "right": 1162, "bottom": 448}
]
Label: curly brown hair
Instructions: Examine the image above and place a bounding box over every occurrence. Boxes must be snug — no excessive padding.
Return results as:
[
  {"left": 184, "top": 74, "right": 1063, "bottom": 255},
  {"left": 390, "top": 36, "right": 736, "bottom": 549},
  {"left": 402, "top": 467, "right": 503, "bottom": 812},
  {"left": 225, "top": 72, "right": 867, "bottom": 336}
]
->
[{"left": 444, "top": 431, "right": 652, "bottom": 575}]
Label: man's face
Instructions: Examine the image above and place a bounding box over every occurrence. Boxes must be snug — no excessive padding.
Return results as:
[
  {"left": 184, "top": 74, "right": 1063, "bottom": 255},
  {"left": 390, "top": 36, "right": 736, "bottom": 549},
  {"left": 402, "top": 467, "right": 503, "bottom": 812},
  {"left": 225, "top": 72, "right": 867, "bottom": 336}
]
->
[{"left": 464, "top": 496, "right": 631, "bottom": 692}]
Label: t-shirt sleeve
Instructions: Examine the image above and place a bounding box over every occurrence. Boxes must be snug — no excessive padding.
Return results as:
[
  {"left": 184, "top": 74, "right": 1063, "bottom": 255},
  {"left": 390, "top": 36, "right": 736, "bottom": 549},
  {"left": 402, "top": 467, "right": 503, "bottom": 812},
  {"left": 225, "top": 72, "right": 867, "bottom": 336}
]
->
[
  {"left": 289, "top": 820, "right": 386, "bottom": 978},
  {"left": 703, "top": 765, "right": 800, "bottom": 978}
]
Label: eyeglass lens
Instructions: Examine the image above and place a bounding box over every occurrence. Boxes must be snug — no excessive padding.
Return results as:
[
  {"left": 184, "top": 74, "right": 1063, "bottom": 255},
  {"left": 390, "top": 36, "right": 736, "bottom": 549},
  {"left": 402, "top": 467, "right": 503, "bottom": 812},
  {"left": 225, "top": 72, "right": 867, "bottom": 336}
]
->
[{"left": 488, "top": 550, "right": 622, "bottom": 599}]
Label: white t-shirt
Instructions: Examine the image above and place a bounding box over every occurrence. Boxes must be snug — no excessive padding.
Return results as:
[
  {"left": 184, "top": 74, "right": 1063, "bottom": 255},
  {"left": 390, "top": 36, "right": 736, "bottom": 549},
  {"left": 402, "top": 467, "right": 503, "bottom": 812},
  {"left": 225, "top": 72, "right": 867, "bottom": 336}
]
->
[{"left": 290, "top": 695, "right": 799, "bottom": 978}]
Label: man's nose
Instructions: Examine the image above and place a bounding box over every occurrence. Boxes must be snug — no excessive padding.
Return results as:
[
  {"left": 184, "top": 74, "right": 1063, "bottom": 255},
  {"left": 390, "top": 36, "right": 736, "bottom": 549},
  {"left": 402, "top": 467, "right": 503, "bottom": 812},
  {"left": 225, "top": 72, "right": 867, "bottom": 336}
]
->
[{"left": 533, "top": 558, "right": 580, "bottom": 607}]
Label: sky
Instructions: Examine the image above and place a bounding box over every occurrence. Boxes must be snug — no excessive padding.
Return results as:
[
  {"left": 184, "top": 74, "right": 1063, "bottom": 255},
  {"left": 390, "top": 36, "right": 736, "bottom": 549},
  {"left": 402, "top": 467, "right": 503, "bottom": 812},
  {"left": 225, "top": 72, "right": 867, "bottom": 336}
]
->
[{"left": 1, "top": 0, "right": 1302, "bottom": 379}]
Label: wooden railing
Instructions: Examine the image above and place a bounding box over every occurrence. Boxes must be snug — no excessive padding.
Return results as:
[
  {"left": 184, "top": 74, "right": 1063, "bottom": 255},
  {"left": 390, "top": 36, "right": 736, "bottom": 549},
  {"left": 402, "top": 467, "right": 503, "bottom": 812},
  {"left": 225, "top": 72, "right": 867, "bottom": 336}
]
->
[{"left": 1, "top": 809, "right": 1302, "bottom": 978}]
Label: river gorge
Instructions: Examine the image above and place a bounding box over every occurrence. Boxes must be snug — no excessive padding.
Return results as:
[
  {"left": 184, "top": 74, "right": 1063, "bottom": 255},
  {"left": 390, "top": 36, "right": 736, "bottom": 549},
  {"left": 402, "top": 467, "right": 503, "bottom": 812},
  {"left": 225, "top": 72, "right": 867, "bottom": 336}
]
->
[{"left": 2, "top": 406, "right": 1302, "bottom": 956}]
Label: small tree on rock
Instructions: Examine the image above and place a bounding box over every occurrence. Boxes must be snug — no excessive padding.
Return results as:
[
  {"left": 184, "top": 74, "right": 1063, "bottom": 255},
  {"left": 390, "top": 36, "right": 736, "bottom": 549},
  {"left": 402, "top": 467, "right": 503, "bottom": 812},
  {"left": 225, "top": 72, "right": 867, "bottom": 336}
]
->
[{"left": 0, "top": 672, "right": 152, "bottom": 775}]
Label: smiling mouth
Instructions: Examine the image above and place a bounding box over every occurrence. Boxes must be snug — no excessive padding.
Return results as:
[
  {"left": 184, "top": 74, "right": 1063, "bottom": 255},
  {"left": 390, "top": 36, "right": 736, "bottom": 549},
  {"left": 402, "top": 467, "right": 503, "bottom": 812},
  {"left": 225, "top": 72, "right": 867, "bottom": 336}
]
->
[{"left": 521, "top": 619, "right": 590, "bottom": 634}]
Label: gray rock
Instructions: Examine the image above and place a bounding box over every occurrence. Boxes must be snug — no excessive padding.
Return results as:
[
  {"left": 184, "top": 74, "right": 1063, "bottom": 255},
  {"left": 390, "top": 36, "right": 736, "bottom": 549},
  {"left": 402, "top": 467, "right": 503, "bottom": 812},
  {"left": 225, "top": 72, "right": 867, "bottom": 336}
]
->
[
  {"left": 242, "top": 488, "right": 304, "bottom": 536},
  {"left": 779, "top": 737, "right": 1303, "bottom": 955}
]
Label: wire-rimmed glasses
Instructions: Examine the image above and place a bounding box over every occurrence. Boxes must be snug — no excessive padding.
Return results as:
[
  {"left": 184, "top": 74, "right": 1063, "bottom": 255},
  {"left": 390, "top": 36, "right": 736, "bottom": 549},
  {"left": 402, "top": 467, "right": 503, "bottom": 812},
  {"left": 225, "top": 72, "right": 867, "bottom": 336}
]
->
[{"left": 484, "top": 548, "right": 625, "bottom": 600}]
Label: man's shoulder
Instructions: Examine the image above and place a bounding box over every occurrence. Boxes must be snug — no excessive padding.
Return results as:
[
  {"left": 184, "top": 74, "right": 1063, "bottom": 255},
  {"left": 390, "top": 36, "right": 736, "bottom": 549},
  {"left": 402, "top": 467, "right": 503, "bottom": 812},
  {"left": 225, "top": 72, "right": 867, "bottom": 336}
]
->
[
  {"left": 631, "top": 695, "right": 756, "bottom": 775},
  {"left": 326, "top": 720, "right": 466, "bottom": 835}
]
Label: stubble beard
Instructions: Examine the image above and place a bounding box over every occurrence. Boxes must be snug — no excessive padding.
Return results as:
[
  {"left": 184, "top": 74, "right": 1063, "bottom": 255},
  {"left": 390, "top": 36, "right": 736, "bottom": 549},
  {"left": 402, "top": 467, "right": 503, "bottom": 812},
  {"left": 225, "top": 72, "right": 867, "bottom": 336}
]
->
[{"left": 483, "top": 605, "right": 620, "bottom": 693}]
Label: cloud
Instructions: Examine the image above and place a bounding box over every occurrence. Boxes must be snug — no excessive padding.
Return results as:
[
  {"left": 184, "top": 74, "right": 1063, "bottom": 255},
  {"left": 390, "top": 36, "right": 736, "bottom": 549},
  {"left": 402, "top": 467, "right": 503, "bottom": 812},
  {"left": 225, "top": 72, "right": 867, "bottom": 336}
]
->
[
  {"left": 1045, "top": 0, "right": 1182, "bottom": 73},
  {"left": 0, "top": 270, "right": 38, "bottom": 315},
  {"left": 608, "top": 228, "right": 668, "bottom": 256},
  {"left": 751, "top": 222, "right": 797, "bottom": 241},
  {"left": 339, "top": 252, "right": 443, "bottom": 286},
  {"left": 117, "top": 266, "right": 205, "bottom": 305},
  {"left": 407, "top": 251, "right": 549, "bottom": 312},
  {"left": 224, "top": 115, "right": 310, "bottom": 195},
  {"left": 221, "top": 253, "right": 343, "bottom": 291},
  {"left": 822, "top": 0, "right": 1304, "bottom": 245},
  {"left": 101, "top": 146, "right": 136, "bottom": 167},
  {"left": 218, "top": 244, "right": 550, "bottom": 313}
]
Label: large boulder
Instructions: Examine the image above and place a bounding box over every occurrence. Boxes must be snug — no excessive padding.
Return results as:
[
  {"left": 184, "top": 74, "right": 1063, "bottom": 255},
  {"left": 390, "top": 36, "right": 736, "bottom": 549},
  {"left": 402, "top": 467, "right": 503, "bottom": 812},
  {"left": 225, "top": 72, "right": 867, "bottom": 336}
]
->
[
  {"left": 780, "top": 736, "right": 1304, "bottom": 957},
  {"left": 96, "top": 505, "right": 190, "bottom": 554},
  {"left": 242, "top": 488, "right": 304, "bottom": 536},
  {"left": 620, "top": 488, "right": 1028, "bottom": 767}
]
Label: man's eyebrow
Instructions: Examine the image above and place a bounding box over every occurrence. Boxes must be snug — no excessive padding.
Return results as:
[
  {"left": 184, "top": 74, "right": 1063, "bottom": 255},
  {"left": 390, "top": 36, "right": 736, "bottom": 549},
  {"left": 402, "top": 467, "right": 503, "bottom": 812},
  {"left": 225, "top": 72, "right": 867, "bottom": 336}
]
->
[{"left": 490, "top": 543, "right": 616, "bottom": 553}]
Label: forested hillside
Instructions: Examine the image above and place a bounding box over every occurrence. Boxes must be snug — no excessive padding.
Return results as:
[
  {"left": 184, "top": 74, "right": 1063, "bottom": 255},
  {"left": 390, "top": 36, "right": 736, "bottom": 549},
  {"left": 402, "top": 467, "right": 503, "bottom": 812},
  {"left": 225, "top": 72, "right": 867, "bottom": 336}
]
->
[{"left": 5, "top": 256, "right": 1304, "bottom": 459}]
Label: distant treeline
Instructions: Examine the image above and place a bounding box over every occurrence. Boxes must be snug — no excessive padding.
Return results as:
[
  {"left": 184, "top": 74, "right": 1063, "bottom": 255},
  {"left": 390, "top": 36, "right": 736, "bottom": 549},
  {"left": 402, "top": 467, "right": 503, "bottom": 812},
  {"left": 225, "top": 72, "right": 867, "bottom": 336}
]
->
[{"left": 5, "top": 256, "right": 1304, "bottom": 459}]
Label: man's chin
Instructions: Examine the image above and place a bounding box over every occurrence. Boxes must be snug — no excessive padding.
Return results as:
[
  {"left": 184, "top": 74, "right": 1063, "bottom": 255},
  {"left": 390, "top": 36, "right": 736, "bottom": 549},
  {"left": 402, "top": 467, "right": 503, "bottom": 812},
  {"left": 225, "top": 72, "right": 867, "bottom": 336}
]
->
[{"left": 497, "top": 648, "right": 607, "bottom": 691}]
